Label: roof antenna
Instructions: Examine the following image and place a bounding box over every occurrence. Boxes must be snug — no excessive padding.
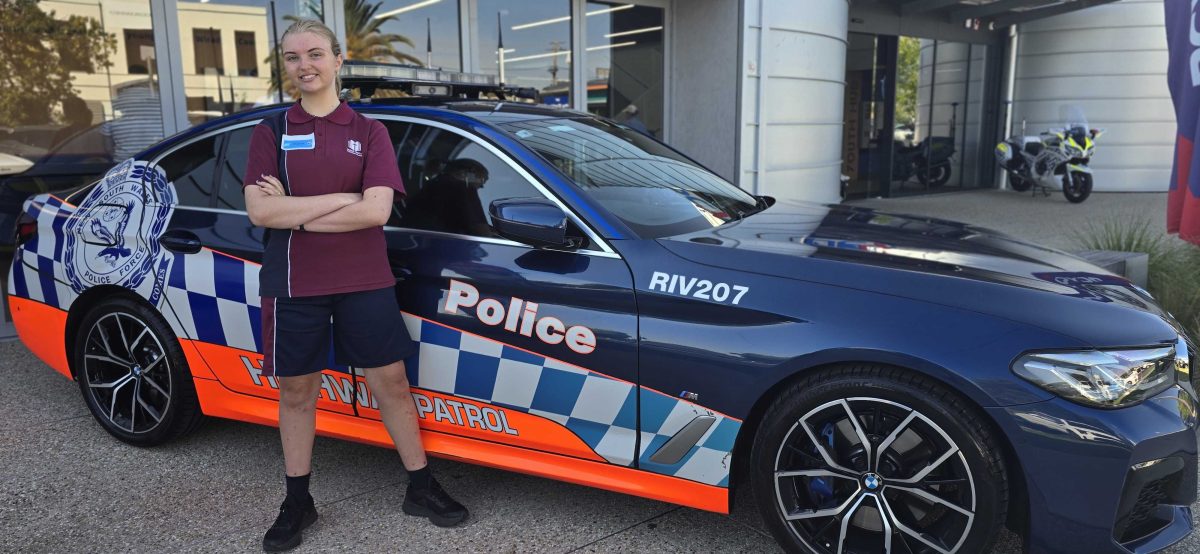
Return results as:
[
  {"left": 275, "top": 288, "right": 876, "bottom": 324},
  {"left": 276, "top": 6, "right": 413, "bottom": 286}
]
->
[
  {"left": 497, "top": 11, "right": 506, "bottom": 85},
  {"left": 426, "top": 18, "right": 433, "bottom": 68}
]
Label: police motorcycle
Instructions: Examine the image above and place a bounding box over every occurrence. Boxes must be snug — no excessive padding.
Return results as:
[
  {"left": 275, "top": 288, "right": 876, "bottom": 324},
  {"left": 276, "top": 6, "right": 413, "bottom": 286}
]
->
[
  {"left": 995, "top": 106, "right": 1103, "bottom": 203},
  {"left": 893, "top": 135, "right": 956, "bottom": 187},
  {"left": 891, "top": 105, "right": 959, "bottom": 188}
]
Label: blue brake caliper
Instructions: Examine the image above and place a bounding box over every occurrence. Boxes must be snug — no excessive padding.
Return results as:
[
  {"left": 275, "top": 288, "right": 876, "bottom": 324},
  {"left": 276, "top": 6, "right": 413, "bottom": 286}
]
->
[{"left": 808, "top": 422, "right": 837, "bottom": 506}]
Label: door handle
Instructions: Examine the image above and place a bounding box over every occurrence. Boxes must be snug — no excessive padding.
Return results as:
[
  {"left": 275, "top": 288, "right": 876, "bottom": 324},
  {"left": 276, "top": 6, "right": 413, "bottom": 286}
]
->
[{"left": 159, "top": 229, "right": 203, "bottom": 254}]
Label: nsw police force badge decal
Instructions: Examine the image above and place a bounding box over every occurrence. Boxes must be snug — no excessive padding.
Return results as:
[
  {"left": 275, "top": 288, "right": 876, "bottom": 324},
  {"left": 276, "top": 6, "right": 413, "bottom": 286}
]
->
[{"left": 63, "top": 159, "right": 176, "bottom": 304}]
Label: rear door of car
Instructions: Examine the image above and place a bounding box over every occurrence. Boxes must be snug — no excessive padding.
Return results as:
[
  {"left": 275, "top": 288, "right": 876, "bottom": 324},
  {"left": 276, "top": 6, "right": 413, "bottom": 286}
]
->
[{"left": 373, "top": 114, "right": 642, "bottom": 468}]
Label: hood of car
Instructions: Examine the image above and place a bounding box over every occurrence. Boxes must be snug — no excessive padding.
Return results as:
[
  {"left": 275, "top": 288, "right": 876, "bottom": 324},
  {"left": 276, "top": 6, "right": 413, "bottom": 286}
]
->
[{"left": 658, "top": 200, "right": 1169, "bottom": 319}]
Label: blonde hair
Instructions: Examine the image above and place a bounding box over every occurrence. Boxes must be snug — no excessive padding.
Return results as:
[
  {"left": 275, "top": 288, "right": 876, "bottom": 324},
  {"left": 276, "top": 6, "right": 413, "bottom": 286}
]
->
[{"left": 280, "top": 19, "right": 344, "bottom": 92}]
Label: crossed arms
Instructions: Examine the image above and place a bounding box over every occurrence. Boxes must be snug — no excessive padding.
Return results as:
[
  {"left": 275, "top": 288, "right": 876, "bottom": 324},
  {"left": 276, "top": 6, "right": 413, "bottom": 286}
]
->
[{"left": 244, "top": 174, "right": 394, "bottom": 233}]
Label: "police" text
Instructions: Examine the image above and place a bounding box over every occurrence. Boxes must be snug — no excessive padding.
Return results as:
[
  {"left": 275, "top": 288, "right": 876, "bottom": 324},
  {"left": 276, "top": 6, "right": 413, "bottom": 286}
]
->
[{"left": 442, "top": 279, "right": 597, "bottom": 354}]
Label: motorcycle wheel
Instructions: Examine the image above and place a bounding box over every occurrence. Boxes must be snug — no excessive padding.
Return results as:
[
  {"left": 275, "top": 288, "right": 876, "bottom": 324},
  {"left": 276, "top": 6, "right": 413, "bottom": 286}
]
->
[
  {"left": 917, "top": 163, "right": 952, "bottom": 188},
  {"left": 1063, "top": 172, "right": 1093, "bottom": 203},
  {"left": 1008, "top": 174, "right": 1033, "bottom": 192}
]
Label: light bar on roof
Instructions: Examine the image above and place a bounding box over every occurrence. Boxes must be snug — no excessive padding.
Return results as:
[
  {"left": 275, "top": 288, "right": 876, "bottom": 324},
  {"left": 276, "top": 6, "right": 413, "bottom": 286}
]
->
[{"left": 340, "top": 61, "right": 497, "bottom": 86}]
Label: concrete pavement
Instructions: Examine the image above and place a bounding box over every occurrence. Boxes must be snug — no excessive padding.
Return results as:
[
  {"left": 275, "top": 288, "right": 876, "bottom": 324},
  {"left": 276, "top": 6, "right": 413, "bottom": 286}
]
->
[{"left": 847, "top": 189, "right": 1170, "bottom": 251}]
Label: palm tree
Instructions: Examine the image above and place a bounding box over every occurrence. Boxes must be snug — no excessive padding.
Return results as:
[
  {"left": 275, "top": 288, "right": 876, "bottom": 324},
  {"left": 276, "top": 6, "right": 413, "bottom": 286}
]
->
[
  {"left": 344, "top": 0, "right": 423, "bottom": 65},
  {"left": 267, "top": 0, "right": 422, "bottom": 99}
]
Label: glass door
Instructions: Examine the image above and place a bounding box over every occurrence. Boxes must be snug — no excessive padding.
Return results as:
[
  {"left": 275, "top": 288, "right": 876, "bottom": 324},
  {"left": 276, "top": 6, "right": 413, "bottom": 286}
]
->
[
  {"left": 583, "top": 2, "right": 665, "bottom": 139},
  {"left": 841, "top": 33, "right": 896, "bottom": 199}
]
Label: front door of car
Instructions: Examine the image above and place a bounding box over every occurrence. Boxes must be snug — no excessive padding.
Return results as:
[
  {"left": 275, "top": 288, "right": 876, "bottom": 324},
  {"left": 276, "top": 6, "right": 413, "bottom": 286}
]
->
[
  {"left": 153, "top": 120, "right": 356, "bottom": 416},
  {"left": 376, "top": 117, "right": 641, "bottom": 468}
]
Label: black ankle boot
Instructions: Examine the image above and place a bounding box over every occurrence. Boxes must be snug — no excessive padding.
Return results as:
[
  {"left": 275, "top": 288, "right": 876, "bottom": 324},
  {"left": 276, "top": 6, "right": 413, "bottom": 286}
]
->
[
  {"left": 402, "top": 478, "right": 468, "bottom": 527},
  {"left": 263, "top": 496, "right": 318, "bottom": 552}
]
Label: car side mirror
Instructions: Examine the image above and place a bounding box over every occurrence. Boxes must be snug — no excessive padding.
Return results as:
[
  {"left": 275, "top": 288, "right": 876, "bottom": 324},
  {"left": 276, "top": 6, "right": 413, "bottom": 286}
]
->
[{"left": 489, "top": 197, "right": 575, "bottom": 249}]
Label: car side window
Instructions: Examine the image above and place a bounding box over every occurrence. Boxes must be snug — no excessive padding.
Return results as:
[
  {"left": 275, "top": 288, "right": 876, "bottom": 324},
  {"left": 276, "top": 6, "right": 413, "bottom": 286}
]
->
[
  {"left": 217, "top": 126, "right": 254, "bottom": 211},
  {"left": 380, "top": 120, "right": 550, "bottom": 239},
  {"left": 157, "top": 134, "right": 220, "bottom": 208}
]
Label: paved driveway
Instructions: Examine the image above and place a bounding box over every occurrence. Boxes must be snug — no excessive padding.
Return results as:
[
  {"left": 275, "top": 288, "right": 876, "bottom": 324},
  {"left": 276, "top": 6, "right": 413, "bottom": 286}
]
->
[{"left": 848, "top": 189, "right": 1171, "bottom": 251}]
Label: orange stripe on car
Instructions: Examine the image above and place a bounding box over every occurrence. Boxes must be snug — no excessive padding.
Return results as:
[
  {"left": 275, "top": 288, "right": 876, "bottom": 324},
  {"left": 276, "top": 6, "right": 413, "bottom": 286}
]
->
[
  {"left": 9, "top": 296, "right": 70, "bottom": 379},
  {"left": 177, "top": 339, "right": 217, "bottom": 380},
  {"left": 187, "top": 341, "right": 608, "bottom": 462},
  {"left": 192, "top": 378, "right": 728, "bottom": 513}
]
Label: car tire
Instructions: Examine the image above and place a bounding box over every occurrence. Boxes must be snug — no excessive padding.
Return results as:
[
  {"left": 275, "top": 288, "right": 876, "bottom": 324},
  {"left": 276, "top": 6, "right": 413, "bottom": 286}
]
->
[
  {"left": 73, "top": 296, "right": 203, "bottom": 446},
  {"left": 751, "top": 365, "right": 1008, "bottom": 554}
]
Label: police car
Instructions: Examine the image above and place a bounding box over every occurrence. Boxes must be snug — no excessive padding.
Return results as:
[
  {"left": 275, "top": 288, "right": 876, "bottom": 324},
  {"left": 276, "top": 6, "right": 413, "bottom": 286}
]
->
[{"left": 8, "top": 63, "right": 1197, "bottom": 553}]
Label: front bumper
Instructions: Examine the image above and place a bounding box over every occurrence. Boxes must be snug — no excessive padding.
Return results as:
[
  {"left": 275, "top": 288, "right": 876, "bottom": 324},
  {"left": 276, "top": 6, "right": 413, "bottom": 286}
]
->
[{"left": 988, "top": 385, "right": 1198, "bottom": 553}]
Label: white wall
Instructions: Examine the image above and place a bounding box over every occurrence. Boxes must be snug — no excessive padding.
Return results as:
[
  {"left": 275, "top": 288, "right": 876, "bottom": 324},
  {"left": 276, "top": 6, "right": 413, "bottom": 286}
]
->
[
  {"left": 1012, "top": 0, "right": 1170, "bottom": 192},
  {"left": 741, "top": 0, "right": 849, "bottom": 204}
]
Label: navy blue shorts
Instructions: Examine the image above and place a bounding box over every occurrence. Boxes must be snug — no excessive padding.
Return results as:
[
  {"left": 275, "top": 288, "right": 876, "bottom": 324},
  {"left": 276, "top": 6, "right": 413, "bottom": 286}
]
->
[{"left": 261, "top": 286, "right": 417, "bottom": 377}]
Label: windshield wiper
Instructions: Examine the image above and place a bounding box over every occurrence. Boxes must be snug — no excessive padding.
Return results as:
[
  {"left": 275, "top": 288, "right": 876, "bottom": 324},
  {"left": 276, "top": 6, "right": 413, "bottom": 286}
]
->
[{"left": 731, "top": 196, "right": 770, "bottom": 220}]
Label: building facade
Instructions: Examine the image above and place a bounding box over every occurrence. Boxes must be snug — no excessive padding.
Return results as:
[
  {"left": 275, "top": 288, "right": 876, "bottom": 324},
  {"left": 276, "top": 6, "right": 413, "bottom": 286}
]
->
[{"left": 1, "top": 0, "right": 1166, "bottom": 203}]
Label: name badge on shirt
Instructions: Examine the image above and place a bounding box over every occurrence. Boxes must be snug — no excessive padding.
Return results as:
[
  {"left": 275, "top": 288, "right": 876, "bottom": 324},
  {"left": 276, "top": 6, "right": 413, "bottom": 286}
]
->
[{"left": 280, "top": 133, "right": 315, "bottom": 150}]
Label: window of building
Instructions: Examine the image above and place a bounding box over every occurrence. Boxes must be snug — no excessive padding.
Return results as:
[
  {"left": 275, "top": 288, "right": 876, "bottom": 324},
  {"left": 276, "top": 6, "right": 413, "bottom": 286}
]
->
[
  {"left": 177, "top": 1, "right": 313, "bottom": 123},
  {"left": 123, "top": 29, "right": 155, "bottom": 74},
  {"left": 370, "top": 1, "right": 461, "bottom": 70},
  {"left": 1, "top": 1, "right": 159, "bottom": 187},
  {"left": 475, "top": 1, "right": 572, "bottom": 104},
  {"left": 584, "top": 2, "right": 664, "bottom": 138},
  {"left": 235, "top": 31, "right": 258, "bottom": 77},
  {"left": 158, "top": 135, "right": 221, "bottom": 208},
  {"left": 382, "top": 121, "right": 542, "bottom": 238},
  {"left": 896, "top": 39, "right": 987, "bottom": 195},
  {"left": 193, "top": 28, "right": 225, "bottom": 76}
]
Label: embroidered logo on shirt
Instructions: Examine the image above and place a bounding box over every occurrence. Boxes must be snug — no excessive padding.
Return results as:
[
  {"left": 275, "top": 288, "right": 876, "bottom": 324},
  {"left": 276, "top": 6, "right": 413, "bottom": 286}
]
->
[{"left": 347, "top": 139, "right": 363, "bottom": 157}]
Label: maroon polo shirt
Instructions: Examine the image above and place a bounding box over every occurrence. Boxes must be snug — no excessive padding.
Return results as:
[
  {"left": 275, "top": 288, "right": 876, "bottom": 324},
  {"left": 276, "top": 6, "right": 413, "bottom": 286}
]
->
[{"left": 243, "top": 101, "right": 404, "bottom": 298}]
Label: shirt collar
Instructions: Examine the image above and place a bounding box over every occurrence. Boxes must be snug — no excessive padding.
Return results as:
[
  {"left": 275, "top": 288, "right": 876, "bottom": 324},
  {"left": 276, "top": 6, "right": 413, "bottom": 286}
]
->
[{"left": 287, "top": 100, "right": 354, "bottom": 126}]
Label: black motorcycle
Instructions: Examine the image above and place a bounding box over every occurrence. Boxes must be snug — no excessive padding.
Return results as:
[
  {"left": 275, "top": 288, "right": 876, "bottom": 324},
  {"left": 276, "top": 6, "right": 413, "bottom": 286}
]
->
[{"left": 893, "top": 136, "right": 956, "bottom": 188}]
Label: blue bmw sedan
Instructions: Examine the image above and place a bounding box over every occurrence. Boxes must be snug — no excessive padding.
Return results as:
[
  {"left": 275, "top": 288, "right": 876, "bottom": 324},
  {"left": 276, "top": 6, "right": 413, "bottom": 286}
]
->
[{"left": 7, "top": 64, "right": 1196, "bottom": 553}]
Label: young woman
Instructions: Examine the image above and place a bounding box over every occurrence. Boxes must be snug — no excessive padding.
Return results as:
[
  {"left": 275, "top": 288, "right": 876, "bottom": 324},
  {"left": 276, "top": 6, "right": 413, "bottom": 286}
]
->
[{"left": 243, "top": 19, "right": 467, "bottom": 552}]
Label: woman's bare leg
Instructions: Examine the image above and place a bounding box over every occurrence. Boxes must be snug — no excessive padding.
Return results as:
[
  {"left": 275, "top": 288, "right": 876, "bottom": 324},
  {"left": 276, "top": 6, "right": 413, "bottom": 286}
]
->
[
  {"left": 363, "top": 361, "right": 428, "bottom": 470},
  {"left": 278, "top": 372, "right": 324, "bottom": 476}
]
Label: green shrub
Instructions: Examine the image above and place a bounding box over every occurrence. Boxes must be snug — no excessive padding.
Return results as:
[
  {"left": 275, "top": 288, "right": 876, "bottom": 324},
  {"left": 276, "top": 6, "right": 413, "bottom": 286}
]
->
[{"left": 1073, "top": 217, "right": 1200, "bottom": 341}]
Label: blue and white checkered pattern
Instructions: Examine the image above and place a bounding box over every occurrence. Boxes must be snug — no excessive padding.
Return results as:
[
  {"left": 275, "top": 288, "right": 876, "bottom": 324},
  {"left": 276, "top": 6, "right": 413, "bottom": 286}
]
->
[
  {"left": 401, "top": 314, "right": 740, "bottom": 487},
  {"left": 402, "top": 313, "right": 641, "bottom": 465},
  {"left": 9, "top": 196, "right": 78, "bottom": 311},
  {"left": 162, "top": 248, "right": 261, "bottom": 353},
  {"left": 637, "top": 394, "right": 740, "bottom": 487}
]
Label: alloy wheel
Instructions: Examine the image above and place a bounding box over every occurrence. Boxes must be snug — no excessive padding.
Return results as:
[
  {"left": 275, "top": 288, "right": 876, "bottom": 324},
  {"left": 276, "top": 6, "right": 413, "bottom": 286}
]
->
[
  {"left": 773, "top": 397, "right": 976, "bottom": 554},
  {"left": 81, "top": 312, "right": 173, "bottom": 435}
]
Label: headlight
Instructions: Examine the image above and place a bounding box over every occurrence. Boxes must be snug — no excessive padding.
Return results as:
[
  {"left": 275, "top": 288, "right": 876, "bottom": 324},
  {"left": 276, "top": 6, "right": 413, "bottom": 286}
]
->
[{"left": 1012, "top": 340, "right": 1185, "bottom": 408}]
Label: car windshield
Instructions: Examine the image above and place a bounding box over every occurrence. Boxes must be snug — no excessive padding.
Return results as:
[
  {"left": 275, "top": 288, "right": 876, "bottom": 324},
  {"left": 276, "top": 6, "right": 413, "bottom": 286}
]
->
[{"left": 499, "top": 117, "right": 759, "bottom": 238}]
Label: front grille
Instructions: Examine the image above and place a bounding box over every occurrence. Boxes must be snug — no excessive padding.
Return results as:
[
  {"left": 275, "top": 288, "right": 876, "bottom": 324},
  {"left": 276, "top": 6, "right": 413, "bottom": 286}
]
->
[
  {"left": 1113, "top": 457, "right": 1190, "bottom": 544},
  {"left": 1118, "top": 476, "right": 1173, "bottom": 543}
]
